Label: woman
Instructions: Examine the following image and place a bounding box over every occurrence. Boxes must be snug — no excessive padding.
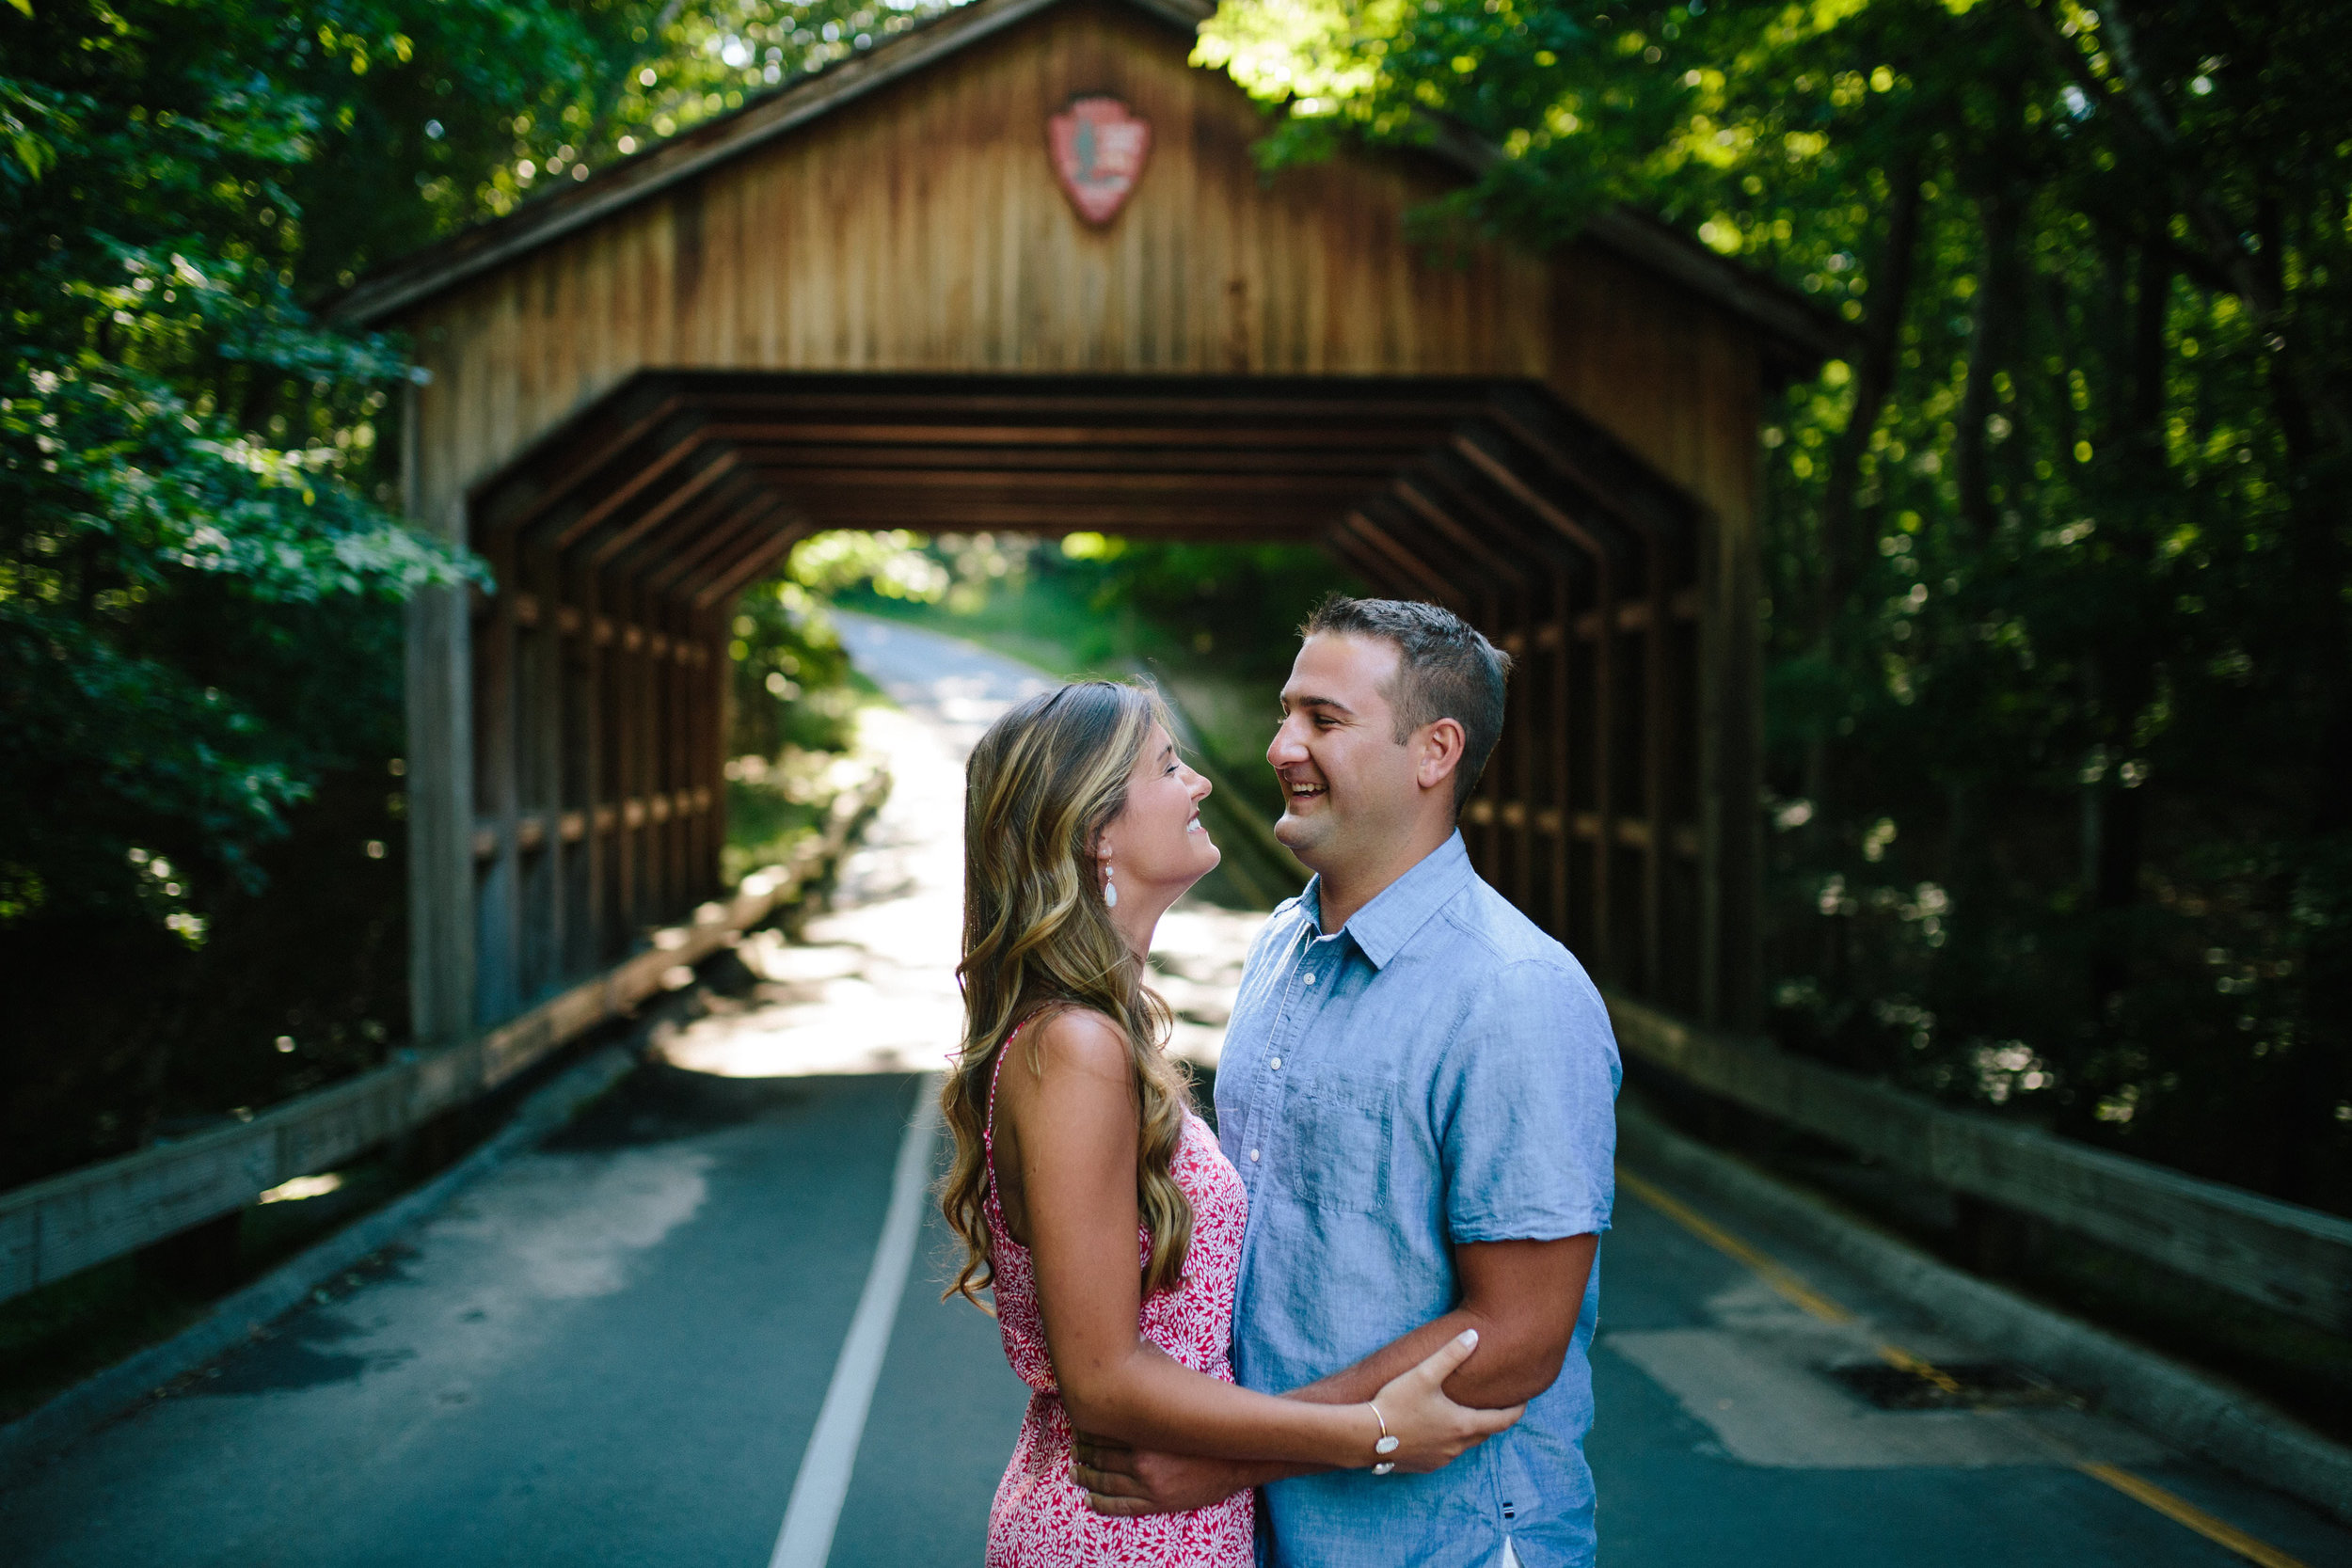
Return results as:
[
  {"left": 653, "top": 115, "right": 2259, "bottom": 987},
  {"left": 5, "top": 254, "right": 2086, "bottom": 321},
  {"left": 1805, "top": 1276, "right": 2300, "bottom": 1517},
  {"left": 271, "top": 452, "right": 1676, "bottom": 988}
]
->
[{"left": 940, "top": 681, "right": 1518, "bottom": 1567}]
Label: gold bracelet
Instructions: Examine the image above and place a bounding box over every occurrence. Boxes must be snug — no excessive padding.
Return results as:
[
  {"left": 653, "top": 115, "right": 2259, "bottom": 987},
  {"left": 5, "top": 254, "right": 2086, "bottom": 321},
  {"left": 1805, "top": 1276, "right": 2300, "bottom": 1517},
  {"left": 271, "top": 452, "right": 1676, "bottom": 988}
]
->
[{"left": 1367, "top": 1400, "right": 1401, "bottom": 1475}]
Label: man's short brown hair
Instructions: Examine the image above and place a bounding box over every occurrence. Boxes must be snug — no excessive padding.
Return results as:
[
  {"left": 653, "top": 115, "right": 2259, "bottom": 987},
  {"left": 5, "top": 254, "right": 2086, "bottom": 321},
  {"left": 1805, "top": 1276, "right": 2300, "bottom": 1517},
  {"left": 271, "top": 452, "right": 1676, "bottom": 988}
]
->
[{"left": 1300, "top": 595, "right": 1513, "bottom": 812}]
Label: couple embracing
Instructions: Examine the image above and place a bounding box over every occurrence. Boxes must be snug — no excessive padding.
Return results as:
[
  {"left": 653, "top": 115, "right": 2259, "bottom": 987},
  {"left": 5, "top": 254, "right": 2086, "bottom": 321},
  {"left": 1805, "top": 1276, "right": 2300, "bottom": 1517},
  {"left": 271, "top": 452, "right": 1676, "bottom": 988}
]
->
[{"left": 940, "top": 597, "right": 1621, "bottom": 1568}]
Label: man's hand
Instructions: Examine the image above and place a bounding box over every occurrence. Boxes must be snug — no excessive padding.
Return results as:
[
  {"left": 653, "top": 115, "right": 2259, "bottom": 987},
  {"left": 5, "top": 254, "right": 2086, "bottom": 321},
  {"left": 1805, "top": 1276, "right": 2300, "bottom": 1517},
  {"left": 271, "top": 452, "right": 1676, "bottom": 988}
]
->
[{"left": 1070, "top": 1432, "right": 1261, "bottom": 1516}]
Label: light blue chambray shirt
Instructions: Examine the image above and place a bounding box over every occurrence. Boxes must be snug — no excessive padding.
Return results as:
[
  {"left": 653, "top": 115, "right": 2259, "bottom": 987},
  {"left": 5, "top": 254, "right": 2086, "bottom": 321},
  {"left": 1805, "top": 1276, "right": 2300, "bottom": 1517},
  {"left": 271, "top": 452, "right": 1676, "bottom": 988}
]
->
[{"left": 1214, "top": 832, "right": 1620, "bottom": 1568}]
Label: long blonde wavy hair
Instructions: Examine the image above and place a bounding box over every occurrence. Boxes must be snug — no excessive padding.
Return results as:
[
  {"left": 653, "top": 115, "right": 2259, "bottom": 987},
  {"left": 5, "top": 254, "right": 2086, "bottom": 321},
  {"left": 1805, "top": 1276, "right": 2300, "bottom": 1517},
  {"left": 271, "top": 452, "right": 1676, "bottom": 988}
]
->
[{"left": 939, "top": 680, "right": 1195, "bottom": 1308}]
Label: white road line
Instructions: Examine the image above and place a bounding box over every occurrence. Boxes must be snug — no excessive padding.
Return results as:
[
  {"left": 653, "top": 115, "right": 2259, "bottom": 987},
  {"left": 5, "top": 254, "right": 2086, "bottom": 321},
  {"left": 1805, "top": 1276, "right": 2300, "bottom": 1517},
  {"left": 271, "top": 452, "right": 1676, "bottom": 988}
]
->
[{"left": 768, "top": 1075, "right": 945, "bottom": 1568}]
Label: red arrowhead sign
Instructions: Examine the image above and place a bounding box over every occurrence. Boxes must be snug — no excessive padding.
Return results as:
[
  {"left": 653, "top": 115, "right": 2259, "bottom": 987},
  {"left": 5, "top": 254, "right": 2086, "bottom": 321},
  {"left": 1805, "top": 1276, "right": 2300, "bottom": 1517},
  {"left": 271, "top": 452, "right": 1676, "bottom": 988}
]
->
[{"left": 1048, "top": 96, "right": 1152, "bottom": 225}]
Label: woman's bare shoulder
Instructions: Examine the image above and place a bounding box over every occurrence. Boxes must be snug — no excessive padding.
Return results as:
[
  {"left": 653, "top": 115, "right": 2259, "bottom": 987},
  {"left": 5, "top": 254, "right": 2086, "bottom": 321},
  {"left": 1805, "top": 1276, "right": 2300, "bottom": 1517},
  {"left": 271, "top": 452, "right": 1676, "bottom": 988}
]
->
[{"left": 1004, "top": 1006, "right": 1133, "bottom": 1099}]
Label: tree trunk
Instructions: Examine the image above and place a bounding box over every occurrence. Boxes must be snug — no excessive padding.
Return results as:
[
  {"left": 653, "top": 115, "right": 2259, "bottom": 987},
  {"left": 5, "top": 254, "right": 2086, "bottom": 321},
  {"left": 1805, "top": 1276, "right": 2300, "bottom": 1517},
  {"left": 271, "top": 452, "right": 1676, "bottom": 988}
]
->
[
  {"left": 1817, "top": 157, "right": 1927, "bottom": 648},
  {"left": 2085, "top": 244, "right": 2169, "bottom": 1022},
  {"left": 1955, "top": 181, "right": 2026, "bottom": 541},
  {"left": 2256, "top": 201, "right": 2352, "bottom": 1205},
  {"left": 1802, "top": 159, "right": 1928, "bottom": 858}
]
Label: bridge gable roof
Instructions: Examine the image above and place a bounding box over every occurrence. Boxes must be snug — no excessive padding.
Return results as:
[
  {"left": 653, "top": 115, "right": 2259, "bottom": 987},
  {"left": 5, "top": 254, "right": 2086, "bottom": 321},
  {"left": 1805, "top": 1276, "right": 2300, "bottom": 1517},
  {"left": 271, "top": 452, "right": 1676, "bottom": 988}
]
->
[{"left": 331, "top": 0, "right": 1847, "bottom": 372}]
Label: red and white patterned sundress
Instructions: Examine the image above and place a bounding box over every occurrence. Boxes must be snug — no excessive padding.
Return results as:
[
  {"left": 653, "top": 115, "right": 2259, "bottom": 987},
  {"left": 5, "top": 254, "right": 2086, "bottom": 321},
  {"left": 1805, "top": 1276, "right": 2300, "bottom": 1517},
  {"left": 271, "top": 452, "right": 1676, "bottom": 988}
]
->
[{"left": 982, "top": 1028, "right": 1255, "bottom": 1568}]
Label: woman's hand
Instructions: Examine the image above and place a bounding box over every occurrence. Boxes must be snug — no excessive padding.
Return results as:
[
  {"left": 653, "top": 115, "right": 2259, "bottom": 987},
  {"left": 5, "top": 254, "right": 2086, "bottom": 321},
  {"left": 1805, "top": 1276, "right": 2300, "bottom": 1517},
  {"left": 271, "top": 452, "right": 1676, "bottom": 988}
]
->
[{"left": 1364, "top": 1329, "right": 1524, "bottom": 1473}]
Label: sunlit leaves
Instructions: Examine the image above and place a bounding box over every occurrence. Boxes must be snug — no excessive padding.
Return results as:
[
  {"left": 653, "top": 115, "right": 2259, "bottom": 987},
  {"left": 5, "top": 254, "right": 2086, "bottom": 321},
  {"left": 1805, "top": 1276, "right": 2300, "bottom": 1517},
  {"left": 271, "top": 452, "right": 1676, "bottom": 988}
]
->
[{"left": 787, "top": 529, "right": 949, "bottom": 601}]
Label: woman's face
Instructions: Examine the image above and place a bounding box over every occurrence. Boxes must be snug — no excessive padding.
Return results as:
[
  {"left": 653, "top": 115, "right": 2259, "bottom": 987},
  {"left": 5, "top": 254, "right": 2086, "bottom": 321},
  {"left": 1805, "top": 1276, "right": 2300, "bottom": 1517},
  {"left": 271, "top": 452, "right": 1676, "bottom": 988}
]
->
[{"left": 1099, "top": 721, "right": 1218, "bottom": 898}]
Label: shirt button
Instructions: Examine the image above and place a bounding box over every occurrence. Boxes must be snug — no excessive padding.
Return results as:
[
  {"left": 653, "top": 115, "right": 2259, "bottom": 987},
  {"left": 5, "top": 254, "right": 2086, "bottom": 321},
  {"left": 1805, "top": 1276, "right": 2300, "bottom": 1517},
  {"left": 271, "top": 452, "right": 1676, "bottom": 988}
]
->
[
  {"left": 1269, "top": 1056, "right": 1282, "bottom": 1069},
  {"left": 1248, "top": 1148, "right": 1261, "bottom": 1163},
  {"left": 1303, "top": 972, "right": 1317, "bottom": 985}
]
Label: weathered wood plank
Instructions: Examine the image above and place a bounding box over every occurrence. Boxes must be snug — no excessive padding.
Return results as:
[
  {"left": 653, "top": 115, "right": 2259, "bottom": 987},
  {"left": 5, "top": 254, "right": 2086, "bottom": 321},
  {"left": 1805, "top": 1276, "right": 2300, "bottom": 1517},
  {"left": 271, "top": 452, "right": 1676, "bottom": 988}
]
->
[
  {"left": 401, "top": 404, "right": 476, "bottom": 1046},
  {"left": 474, "top": 542, "right": 523, "bottom": 1026},
  {"left": 1608, "top": 991, "right": 2352, "bottom": 1336},
  {"left": 564, "top": 559, "right": 603, "bottom": 977},
  {"left": 1642, "top": 541, "right": 1670, "bottom": 997},
  {"left": 522, "top": 544, "right": 566, "bottom": 1004}
]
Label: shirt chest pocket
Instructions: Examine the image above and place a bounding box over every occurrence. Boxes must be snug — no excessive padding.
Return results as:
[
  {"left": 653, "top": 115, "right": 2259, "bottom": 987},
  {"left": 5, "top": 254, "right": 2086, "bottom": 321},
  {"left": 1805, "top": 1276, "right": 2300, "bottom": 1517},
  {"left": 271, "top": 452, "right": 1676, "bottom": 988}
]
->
[{"left": 1282, "top": 1070, "right": 1393, "bottom": 1214}]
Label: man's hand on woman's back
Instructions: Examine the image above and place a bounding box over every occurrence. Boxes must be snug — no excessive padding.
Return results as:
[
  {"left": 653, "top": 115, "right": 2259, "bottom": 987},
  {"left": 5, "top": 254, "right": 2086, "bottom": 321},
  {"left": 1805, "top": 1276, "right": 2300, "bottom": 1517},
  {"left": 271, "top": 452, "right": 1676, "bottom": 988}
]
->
[{"left": 1070, "top": 1437, "right": 1273, "bottom": 1517}]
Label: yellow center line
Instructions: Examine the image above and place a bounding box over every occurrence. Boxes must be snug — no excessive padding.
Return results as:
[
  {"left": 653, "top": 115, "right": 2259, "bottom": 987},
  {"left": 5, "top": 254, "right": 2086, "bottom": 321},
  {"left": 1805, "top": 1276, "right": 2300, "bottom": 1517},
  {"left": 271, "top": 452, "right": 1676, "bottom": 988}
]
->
[
  {"left": 1614, "top": 1168, "right": 1855, "bottom": 1324},
  {"left": 2075, "top": 1463, "right": 2311, "bottom": 1568},
  {"left": 1873, "top": 1339, "right": 1964, "bottom": 1395},
  {"left": 1617, "top": 1163, "right": 2311, "bottom": 1568}
]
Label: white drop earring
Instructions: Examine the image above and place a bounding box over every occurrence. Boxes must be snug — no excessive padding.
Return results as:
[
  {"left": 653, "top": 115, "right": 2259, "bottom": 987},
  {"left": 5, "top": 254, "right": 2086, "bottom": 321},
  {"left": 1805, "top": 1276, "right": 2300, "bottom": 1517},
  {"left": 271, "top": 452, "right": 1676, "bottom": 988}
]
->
[{"left": 1103, "top": 853, "right": 1119, "bottom": 910}]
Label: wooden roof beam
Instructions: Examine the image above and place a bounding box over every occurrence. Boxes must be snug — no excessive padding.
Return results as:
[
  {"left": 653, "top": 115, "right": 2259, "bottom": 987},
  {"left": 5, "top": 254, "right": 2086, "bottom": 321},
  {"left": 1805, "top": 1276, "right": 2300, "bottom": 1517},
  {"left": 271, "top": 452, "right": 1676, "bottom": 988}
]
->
[
  {"left": 739, "top": 467, "right": 1377, "bottom": 499},
  {"left": 591, "top": 467, "right": 768, "bottom": 582},
  {"left": 1408, "top": 451, "right": 1597, "bottom": 579},
  {"left": 790, "top": 499, "right": 1333, "bottom": 533},
  {"left": 691, "top": 516, "right": 818, "bottom": 609},
  {"left": 1450, "top": 429, "right": 1620, "bottom": 566},
  {"left": 583, "top": 449, "right": 747, "bottom": 568},
  {"left": 686, "top": 388, "right": 1492, "bottom": 425},
  {"left": 1338, "top": 512, "right": 1469, "bottom": 613},
  {"left": 735, "top": 447, "right": 1410, "bottom": 479},
  {"left": 642, "top": 495, "right": 794, "bottom": 594},
  {"left": 694, "top": 420, "right": 1458, "bottom": 451},
  {"left": 474, "top": 388, "right": 698, "bottom": 538},
  {"left": 1317, "top": 525, "right": 1415, "bottom": 600},
  {"left": 538, "top": 418, "right": 723, "bottom": 552},
  {"left": 1482, "top": 387, "right": 1696, "bottom": 560},
  {"left": 1390, "top": 480, "right": 1534, "bottom": 589}
]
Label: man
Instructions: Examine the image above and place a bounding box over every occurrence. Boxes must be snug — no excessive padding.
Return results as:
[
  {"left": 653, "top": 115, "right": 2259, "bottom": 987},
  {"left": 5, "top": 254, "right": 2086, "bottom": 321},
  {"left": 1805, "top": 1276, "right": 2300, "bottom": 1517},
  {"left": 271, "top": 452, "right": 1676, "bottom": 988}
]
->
[{"left": 1077, "top": 596, "right": 1620, "bottom": 1567}]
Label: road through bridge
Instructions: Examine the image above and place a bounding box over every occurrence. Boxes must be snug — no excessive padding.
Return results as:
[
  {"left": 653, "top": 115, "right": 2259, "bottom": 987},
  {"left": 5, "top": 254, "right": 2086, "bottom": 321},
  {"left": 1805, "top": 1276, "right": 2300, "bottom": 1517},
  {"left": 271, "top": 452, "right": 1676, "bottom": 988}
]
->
[{"left": 5, "top": 620, "right": 2344, "bottom": 1568}]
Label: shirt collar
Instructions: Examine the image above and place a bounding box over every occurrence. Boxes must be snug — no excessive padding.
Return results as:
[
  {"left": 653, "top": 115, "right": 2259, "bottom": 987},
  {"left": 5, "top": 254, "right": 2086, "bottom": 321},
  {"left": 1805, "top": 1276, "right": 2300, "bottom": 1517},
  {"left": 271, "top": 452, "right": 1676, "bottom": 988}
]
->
[{"left": 1296, "top": 832, "right": 1474, "bottom": 971}]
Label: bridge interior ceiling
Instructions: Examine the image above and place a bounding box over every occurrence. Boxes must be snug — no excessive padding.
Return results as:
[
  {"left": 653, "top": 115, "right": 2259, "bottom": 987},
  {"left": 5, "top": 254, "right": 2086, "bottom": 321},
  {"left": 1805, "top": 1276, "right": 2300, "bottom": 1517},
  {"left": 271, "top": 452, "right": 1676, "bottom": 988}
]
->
[{"left": 462, "top": 372, "right": 1714, "bottom": 1026}]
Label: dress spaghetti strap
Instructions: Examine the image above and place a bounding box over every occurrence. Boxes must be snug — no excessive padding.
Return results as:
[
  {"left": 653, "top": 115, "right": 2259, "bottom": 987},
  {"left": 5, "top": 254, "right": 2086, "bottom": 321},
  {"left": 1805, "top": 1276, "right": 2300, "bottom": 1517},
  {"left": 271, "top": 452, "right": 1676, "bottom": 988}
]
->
[{"left": 982, "top": 1023, "right": 1020, "bottom": 1230}]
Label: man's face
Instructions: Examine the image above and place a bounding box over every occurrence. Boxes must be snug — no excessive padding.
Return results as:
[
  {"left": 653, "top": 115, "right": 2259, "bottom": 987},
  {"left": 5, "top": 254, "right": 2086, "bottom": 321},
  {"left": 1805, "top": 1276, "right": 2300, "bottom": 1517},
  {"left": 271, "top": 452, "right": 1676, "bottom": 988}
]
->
[{"left": 1267, "top": 634, "right": 1422, "bottom": 873}]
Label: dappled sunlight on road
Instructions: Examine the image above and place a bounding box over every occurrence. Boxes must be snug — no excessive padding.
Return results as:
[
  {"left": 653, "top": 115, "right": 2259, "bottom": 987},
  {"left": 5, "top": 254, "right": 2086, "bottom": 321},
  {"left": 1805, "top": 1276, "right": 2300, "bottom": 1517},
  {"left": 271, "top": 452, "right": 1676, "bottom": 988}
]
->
[
  {"left": 656, "top": 616, "right": 1272, "bottom": 1081},
  {"left": 1607, "top": 1269, "right": 2168, "bottom": 1471},
  {"left": 657, "top": 703, "right": 967, "bottom": 1079}
]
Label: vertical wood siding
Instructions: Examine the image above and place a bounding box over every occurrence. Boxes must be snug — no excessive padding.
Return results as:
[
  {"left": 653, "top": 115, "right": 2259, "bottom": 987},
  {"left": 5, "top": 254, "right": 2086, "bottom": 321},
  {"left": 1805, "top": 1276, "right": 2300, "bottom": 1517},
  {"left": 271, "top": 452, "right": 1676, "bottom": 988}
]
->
[{"left": 403, "top": 2, "right": 1752, "bottom": 529}]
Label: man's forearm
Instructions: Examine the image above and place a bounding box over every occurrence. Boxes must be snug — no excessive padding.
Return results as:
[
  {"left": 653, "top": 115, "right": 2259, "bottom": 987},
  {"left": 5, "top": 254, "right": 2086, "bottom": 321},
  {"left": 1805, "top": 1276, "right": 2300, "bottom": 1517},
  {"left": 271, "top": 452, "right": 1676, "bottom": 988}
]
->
[
  {"left": 1255, "top": 1235, "right": 1600, "bottom": 1433},
  {"left": 1286, "top": 1307, "right": 1493, "bottom": 1407},
  {"left": 1199, "top": 1308, "right": 1499, "bottom": 1491}
]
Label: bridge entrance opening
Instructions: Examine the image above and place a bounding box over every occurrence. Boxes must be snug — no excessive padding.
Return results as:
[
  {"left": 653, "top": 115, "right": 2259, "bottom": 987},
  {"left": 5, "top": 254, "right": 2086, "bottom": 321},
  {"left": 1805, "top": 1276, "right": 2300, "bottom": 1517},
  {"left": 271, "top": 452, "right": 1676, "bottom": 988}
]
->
[
  {"left": 339, "top": 0, "right": 1842, "bottom": 1051},
  {"left": 450, "top": 371, "right": 1730, "bottom": 1039}
]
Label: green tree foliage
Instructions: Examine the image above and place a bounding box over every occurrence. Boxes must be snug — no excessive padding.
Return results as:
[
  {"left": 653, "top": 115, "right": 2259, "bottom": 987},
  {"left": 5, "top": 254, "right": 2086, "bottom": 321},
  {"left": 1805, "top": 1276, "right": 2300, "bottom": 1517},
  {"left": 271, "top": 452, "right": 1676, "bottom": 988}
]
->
[
  {"left": 0, "top": 0, "right": 921, "bottom": 1185},
  {"left": 1199, "top": 0, "right": 2352, "bottom": 1208}
]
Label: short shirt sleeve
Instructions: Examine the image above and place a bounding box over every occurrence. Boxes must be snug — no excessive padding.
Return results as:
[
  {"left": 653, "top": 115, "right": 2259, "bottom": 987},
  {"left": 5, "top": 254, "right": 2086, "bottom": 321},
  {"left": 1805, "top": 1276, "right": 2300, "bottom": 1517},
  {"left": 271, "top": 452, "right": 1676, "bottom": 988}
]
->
[{"left": 1434, "top": 957, "right": 1621, "bottom": 1243}]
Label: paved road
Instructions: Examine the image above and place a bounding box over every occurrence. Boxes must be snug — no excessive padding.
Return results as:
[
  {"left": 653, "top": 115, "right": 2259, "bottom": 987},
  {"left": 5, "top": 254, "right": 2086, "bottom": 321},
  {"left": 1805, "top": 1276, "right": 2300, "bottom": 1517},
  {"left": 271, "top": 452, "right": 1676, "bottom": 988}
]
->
[{"left": 6, "top": 614, "right": 2346, "bottom": 1567}]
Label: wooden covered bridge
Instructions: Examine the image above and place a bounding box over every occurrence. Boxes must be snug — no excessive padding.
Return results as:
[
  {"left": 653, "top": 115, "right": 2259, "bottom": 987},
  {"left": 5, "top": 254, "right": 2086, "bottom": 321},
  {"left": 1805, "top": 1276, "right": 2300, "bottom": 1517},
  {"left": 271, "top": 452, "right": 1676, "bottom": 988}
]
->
[{"left": 334, "top": 0, "right": 1845, "bottom": 1049}]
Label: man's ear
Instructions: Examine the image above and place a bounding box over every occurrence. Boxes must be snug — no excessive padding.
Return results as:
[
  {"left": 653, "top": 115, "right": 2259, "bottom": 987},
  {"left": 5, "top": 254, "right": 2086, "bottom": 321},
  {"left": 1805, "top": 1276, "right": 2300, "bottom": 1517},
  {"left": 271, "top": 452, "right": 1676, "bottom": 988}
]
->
[{"left": 1417, "top": 718, "right": 1467, "bottom": 795}]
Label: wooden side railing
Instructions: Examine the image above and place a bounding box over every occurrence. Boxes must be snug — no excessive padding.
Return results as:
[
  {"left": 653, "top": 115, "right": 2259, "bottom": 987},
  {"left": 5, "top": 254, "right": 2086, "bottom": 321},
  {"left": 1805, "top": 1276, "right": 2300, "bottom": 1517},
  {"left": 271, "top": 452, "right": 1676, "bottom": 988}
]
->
[
  {"left": 0, "top": 768, "right": 890, "bottom": 1308},
  {"left": 1609, "top": 992, "right": 2352, "bottom": 1337}
]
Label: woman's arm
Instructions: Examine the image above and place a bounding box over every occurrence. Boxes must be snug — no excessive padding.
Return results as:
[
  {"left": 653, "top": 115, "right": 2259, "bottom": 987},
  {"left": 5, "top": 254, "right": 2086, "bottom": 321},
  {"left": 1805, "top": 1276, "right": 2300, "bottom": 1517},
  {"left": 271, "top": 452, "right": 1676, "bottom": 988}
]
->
[
  {"left": 1071, "top": 1236, "right": 1597, "bottom": 1513},
  {"left": 1000, "top": 1011, "right": 1515, "bottom": 1469}
]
